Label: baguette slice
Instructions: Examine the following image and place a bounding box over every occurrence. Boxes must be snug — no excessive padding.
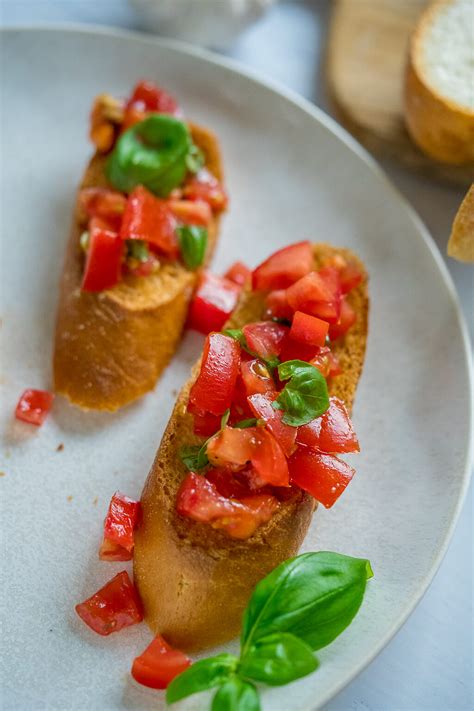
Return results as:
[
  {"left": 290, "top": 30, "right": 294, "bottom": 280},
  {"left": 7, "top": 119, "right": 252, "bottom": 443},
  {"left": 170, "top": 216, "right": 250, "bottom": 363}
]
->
[
  {"left": 133, "top": 244, "right": 369, "bottom": 651},
  {"left": 447, "top": 184, "right": 474, "bottom": 262},
  {"left": 53, "top": 123, "right": 224, "bottom": 411},
  {"left": 404, "top": 0, "right": 474, "bottom": 165}
]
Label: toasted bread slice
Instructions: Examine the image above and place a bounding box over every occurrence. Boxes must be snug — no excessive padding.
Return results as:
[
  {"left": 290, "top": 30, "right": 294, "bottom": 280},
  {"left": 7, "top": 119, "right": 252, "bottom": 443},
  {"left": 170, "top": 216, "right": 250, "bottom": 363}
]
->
[
  {"left": 53, "top": 123, "right": 225, "bottom": 411},
  {"left": 133, "top": 244, "right": 369, "bottom": 651},
  {"left": 447, "top": 184, "right": 474, "bottom": 263},
  {"left": 404, "top": 0, "right": 474, "bottom": 165}
]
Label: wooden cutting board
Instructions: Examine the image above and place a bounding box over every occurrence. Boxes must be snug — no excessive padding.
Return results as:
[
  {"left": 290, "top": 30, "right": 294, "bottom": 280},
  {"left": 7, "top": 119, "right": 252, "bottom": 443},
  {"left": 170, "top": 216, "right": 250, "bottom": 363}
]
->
[{"left": 326, "top": 0, "right": 474, "bottom": 186}]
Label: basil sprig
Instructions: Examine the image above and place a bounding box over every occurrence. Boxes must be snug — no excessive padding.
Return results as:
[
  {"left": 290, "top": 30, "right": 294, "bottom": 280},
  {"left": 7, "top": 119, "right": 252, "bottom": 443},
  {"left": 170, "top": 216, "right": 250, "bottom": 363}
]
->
[
  {"left": 177, "top": 225, "right": 208, "bottom": 269},
  {"left": 272, "top": 359, "right": 329, "bottom": 426},
  {"left": 180, "top": 409, "right": 230, "bottom": 472},
  {"left": 223, "top": 329, "right": 280, "bottom": 372},
  {"left": 167, "top": 551, "right": 373, "bottom": 708}
]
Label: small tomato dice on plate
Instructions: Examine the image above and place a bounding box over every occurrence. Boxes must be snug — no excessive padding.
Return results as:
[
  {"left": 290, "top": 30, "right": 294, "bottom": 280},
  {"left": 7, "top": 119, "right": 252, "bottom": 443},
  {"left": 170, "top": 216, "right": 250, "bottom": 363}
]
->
[
  {"left": 131, "top": 634, "right": 191, "bottom": 690},
  {"left": 15, "top": 389, "right": 54, "bottom": 426},
  {"left": 75, "top": 571, "right": 143, "bottom": 636}
]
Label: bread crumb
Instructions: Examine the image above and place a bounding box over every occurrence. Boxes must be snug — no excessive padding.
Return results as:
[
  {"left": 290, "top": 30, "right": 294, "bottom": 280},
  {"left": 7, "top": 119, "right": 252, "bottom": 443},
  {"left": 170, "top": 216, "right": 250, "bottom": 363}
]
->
[
  {"left": 172, "top": 389, "right": 178, "bottom": 397},
  {"left": 0, "top": 472, "right": 5, "bottom": 477},
  {"left": 56, "top": 443, "right": 64, "bottom": 452},
  {"left": 93, "top": 497, "right": 98, "bottom": 506},
  {"left": 67, "top": 495, "right": 73, "bottom": 502}
]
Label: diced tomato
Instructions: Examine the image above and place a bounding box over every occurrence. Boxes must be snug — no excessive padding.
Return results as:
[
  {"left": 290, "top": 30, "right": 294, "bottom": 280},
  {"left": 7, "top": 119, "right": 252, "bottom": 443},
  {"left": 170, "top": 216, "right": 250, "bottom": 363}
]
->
[
  {"left": 286, "top": 269, "right": 341, "bottom": 323},
  {"left": 131, "top": 634, "right": 191, "bottom": 690},
  {"left": 99, "top": 492, "right": 141, "bottom": 561},
  {"left": 243, "top": 321, "right": 289, "bottom": 360},
  {"left": 120, "top": 186, "right": 178, "bottom": 259},
  {"left": 251, "top": 427, "right": 290, "bottom": 487},
  {"left": 191, "top": 409, "right": 222, "bottom": 437},
  {"left": 324, "top": 255, "right": 364, "bottom": 294},
  {"left": 168, "top": 199, "right": 212, "bottom": 226},
  {"left": 207, "top": 427, "right": 256, "bottom": 469},
  {"left": 241, "top": 359, "right": 276, "bottom": 397},
  {"left": 98, "top": 539, "right": 132, "bottom": 562},
  {"left": 247, "top": 393, "right": 297, "bottom": 457},
  {"left": 229, "top": 374, "right": 255, "bottom": 423},
  {"left": 188, "top": 333, "right": 241, "bottom": 416},
  {"left": 78, "top": 188, "right": 127, "bottom": 231},
  {"left": 289, "top": 311, "right": 329, "bottom": 347},
  {"left": 279, "top": 335, "right": 320, "bottom": 363},
  {"left": 183, "top": 168, "right": 228, "bottom": 211},
  {"left": 328, "top": 297, "right": 357, "bottom": 340},
  {"left": 15, "top": 389, "right": 54, "bottom": 426},
  {"left": 264, "top": 289, "right": 294, "bottom": 321},
  {"left": 81, "top": 218, "right": 123, "bottom": 292},
  {"left": 327, "top": 351, "right": 342, "bottom": 377},
  {"left": 310, "top": 346, "right": 332, "bottom": 378},
  {"left": 288, "top": 447, "right": 355, "bottom": 507},
  {"left": 126, "top": 80, "right": 180, "bottom": 116},
  {"left": 252, "top": 241, "right": 313, "bottom": 291},
  {"left": 296, "top": 397, "right": 359, "bottom": 453},
  {"left": 224, "top": 261, "right": 251, "bottom": 286},
  {"left": 206, "top": 467, "right": 254, "bottom": 499},
  {"left": 121, "top": 105, "right": 147, "bottom": 132},
  {"left": 226, "top": 494, "right": 279, "bottom": 538},
  {"left": 126, "top": 252, "right": 160, "bottom": 277},
  {"left": 75, "top": 571, "right": 143, "bottom": 636},
  {"left": 187, "top": 272, "right": 241, "bottom": 334}
]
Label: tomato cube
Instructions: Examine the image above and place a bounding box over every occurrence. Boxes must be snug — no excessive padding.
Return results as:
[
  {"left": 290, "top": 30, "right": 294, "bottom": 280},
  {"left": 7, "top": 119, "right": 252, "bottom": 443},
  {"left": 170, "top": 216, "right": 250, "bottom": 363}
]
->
[
  {"left": 328, "top": 297, "right": 357, "bottom": 340},
  {"left": 188, "top": 333, "right": 241, "bottom": 416},
  {"left": 248, "top": 393, "right": 297, "bottom": 457},
  {"left": 131, "top": 634, "right": 191, "bottom": 690},
  {"left": 224, "top": 261, "right": 251, "bottom": 286},
  {"left": 75, "top": 571, "right": 143, "bottom": 636},
  {"left": 187, "top": 272, "right": 241, "bottom": 334},
  {"left": 120, "top": 186, "right": 178, "bottom": 259},
  {"left": 15, "top": 389, "right": 54, "bottom": 426},
  {"left": 127, "top": 80, "right": 180, "bottom": 116},
  {"left": 289, "top": 311, "right": 329, "bottom": 347},
  {"left": 183, "top": 169, "right": 228, "bottom": 212},
  {"left": 288, "top": 447, "right": 355, "bottom": 507},
  {"left": 78, "top": 188, "right": 127, "bottom": 231},
  {"left": 243, "top": 321, "right": 289, "bottom": 360},
  {"left": 286, "top": 270, "right": 341, "bottom": 323},
  {"left": 99, "top": 492, "right": 141, "bottom": 561},
  {"left": 264, "top": 289, "right": 294, "bottom": 321},
  {"left": 168, "top": 199, "right": 212, "bottom": 226},
  {"left": 82, "top": 218, "right": 123, "bottom": 292},
  {"left": 252, "top": 241, "right": 313, "bottom": 291},
  {"left": 241, "top": 359, "right": 276, "bottom": 397}
]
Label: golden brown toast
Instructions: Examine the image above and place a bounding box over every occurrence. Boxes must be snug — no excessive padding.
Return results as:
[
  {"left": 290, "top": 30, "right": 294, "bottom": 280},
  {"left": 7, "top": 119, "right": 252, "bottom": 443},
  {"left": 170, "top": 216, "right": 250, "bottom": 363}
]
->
[
  {"left": 133, "top": 244, "right": 369, "bottom": 651},
  {"left": 53, "top": 123, "right": 225, "bottom": 411}
]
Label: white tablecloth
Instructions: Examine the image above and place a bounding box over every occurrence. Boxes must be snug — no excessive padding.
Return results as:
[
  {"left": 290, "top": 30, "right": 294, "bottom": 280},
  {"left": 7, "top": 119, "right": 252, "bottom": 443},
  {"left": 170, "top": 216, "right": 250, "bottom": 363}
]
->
[{"left": 2, "top": 1, "right": 472, "bottom": 709}]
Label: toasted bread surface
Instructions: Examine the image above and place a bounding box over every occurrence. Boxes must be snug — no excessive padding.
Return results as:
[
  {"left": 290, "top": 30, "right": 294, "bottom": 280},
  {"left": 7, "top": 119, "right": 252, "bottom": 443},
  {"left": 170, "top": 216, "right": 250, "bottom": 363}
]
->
[
  {"left": 404, "top": 0, "right": 474, "bottom": 165},
  {"left": 447, "top": 184, "right": 474, "bottom": 263},
  {"left": 53, "top": 123, "right": 224, "bottom": 411},
  {"left": 133, "top": 244, "right": 369, "bottom": 651}
]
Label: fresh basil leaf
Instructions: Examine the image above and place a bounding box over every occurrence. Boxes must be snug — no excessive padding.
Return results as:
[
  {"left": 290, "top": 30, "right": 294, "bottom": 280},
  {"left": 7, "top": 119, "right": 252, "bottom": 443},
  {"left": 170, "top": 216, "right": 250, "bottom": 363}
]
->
[
  {"left": 221, "top": 408, "right": 231, "bottom": 429},
  {"left": 273, "top": 359, "right": 329, "bottom": 426},
  {"left": 127, "top": 239, "right": 149, "bottom": 262},
  {"left": 166, "top": 653, "right": 238, "bottom": 704},
  {"left": 211, "top": 677, "right": 260, "bottom": 711},
  {"left": 239, "top": 632, "right": 318, "bottom": 685},
  {"left": 177, "top": 225, "right": 208, "bottom": 269},
  {"left": 180, "top": 443, "right": 209, "bottom": 471},
  {"left": 233, "top": 418, "right": 258, "bottom": 429},
  {"left": 241, "top": 552, "right": 373, "bottom": 652},
  {"left": 186, "top": 143, "right": 205, "bottom": 173}
]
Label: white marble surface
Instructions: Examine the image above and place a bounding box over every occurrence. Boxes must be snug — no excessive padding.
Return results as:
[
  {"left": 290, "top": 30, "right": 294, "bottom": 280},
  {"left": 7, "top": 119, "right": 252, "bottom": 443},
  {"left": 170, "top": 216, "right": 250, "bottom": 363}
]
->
[{"left": 1, "top": 1, "right": 472, "bottom": 710}]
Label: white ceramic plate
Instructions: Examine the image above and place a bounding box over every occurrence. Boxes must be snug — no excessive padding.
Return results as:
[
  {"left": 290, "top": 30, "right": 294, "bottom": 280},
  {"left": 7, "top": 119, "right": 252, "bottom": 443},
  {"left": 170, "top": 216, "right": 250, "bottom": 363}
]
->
[{"left": 1, "top": 26, "right": 471, "bottom": 711}]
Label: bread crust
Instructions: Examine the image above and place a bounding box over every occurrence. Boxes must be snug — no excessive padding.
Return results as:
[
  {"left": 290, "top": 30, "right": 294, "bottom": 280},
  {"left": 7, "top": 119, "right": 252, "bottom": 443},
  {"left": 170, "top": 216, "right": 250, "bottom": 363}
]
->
[
  {"left": 404, "top": 1, "right": 474, "bottom": 165},
  {"left": 133, "top": 244, "right": 369, "bottom": 651},
  {"left": 53, "top": 123, "right": 225, "bottom": 411},
  {"left": 447, "top": 184, "right": 474, "bottom": 262}
]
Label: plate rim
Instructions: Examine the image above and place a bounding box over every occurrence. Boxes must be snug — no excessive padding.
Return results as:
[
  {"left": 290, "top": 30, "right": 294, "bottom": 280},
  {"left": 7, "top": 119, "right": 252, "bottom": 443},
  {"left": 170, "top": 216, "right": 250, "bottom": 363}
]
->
[{"left": 3, "top": 23, "right": 473, "bottom": 710}]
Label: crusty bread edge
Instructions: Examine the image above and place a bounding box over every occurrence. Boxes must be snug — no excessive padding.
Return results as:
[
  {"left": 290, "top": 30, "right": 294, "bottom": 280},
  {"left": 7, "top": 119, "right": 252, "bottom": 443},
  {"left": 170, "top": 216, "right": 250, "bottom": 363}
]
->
[{"left": 447, "top": 184, "right": 474, "bottom": 262}]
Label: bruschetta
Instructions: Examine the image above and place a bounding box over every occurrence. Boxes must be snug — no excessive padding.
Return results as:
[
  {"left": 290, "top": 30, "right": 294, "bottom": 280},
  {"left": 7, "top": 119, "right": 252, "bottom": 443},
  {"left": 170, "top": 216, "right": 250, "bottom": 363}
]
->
[
  {"left": 54, "top": 81, "right": 227, "bottom": 411},
  {"left": 133, "top": 241, "right": 369, "bottom": 651}
]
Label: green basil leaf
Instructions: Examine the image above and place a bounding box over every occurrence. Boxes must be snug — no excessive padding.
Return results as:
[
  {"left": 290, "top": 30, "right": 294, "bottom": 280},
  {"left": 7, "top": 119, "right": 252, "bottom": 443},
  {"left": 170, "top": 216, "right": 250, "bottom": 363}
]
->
[
  {"left": 273, "top": 359, "right": 329, "bottom": 426},
  {"left": 186, "top": 143, "right": 205, "bottom": 173},
  {"left": 211, "top": 678, "right": 260, "bottom": 711},
  {"left": 241, "top": 552, "right": 373, "bottom": 652},
  {"left": 127, "top": 240, "right": 149, "bottom": 263},
  {"left": 233, "top": 418, "right": 258, "bottom": 429},
  {"left": 180, "top": 443, "right": 209, "bottom": 471},
  {"left": 239, "top": 632, "right": 318, "bottom": 685},
  {"left": 166, "top": 653, "right": 238, "bottom": 704},
  {"left": 177, "top": 225, "right": 208, "bottom": 269},
  {"left": 220, "top": 408, "right": 231, "bottom": 429}
]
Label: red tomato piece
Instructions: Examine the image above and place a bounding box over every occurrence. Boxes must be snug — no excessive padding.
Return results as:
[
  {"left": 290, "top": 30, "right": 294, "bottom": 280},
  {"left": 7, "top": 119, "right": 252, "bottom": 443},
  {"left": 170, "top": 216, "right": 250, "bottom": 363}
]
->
[
  {"left": 241, "top": 359, "right": 276, "bottom": 397},
  {"left": 224, "top": 261, "right": 251, "bottom": 286},
  {"left": 328, "top": 297, "right": 357, "bottom": 340},
  {"left": 188, "top": 333, "right": 241, "bottom": 416},
  {"left": 288, "top": 447, "right": 355, "bottom": 507},
  {"left": 310, "top": 346, "right": 332, "bottom": 378},
  {"left": 168, "top": 199, "right": 212, "bottom": 226},
  {"left": 75, "top": 571, "right": 143, "bottom": 636},
  {"left": 125, "top": 252, "right": 160, "bottom": 277},
  {"left": 78, "top": 188, "right": 127, "bottom": 231},
  {"left": 296, "top": 397, "right": 359, "bottom": 453},
  {"left": 243, "top": 321, "right": 289, "bottom": 360},
  {"left": 207, "top": 426, "right": 256, "bottom": 469},
  {"left": 82, "top": 218, "right": 123, "bottom": 292},
  {"left": 98, "top": 539, "right": 132, "bottom": 562},
  {"left": 131, "top": 634, "right": 191, "bottom": 690},
  {"left": 121, "top": 105, "right": 147, "bottom": 132},
  {"left": 120, "top": 186, "right": 178, "bottom": 259},
  {"left": 324, "top": 255, "right": 364, "bottom": 295},
  {"left": 99, "top": 492, "right": 141, "bottom": 561},
  {"left": 264, "top": 289, "right": 294, "bottom": 321},
  {"left": 206, "top": 467, "right": 254, "bottom": 499},
  {"left": 252, "top": 241, "right": 313, "bottom": 291},
  {"left": 127, "top": 80, "right": 180, "bottom": 116},
  {"left": 286, "top": 269, "right": 341, "bottom": 323},
  {"left": 251, "top": 427, "right": 290, "bottom": 487},
  {"left": 191, "top": 409, "right": 222, "bottom": 437},
  {"left": 176, "top": 473, "right": 278, "bottom": 539},
  {"left": 289, "top": 311, "right": 329, "bottom": 347},
  {"left": 247, "top": 393, "right": 297, "bottom": 457},
  {"left": 278, "top": 335, "right": 320, "bottom": 363},
  {"left": 183, "top": 169, "right": 228, "bottom": 211},
  {"left": 187, "top": 272, "right": 241, "bottom": 334},
  {"left": 327, "top": 351, "right": 342, "bottom": 377},
  {"left": 15, "top": 389, "right": 54, "bottom": 426}
]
